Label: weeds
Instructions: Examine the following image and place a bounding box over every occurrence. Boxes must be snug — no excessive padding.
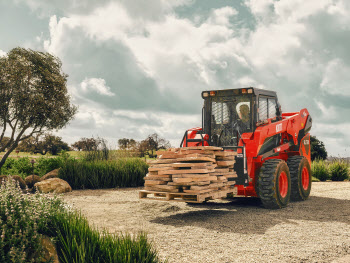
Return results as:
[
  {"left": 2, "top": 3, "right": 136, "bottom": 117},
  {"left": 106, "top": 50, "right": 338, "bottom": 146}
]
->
[{"left": 59, "top": 158, "right": 148, "bottom": 189}]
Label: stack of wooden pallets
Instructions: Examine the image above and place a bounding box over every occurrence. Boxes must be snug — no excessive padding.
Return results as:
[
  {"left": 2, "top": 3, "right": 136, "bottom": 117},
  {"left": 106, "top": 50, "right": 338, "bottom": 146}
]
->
[{"left": 140, "top": 146, "right": 238, "bottom": 203}]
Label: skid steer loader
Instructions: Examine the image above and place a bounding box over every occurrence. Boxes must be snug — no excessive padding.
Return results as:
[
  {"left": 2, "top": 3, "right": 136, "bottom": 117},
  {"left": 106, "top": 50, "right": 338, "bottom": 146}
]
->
[{"left": 180, "top": 87, "right": 312, "bottom": 209}]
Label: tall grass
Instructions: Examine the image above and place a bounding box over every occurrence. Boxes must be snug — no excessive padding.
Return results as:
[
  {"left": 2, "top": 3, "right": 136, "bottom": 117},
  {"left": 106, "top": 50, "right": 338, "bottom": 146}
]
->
[
  {"left": 312, "top": 158, "right": 349, "bottom": 182},
  {"left": 312, "top": 159, "right": 330, "bottom": 181},
  {"left": 329, "top": 160, "right": 349, "bottom": 181},
  {"left": 59, "top": 158, "right": 148, "bottom": 189},
  {"left": 83, "top": 138, "right": 110, "bottom": 161},
  {"left": 44, "top": 211, "right": 159, "bottom": 263},
  {"left": 0, "top": 179, "right": 161, "bottom": 263}
]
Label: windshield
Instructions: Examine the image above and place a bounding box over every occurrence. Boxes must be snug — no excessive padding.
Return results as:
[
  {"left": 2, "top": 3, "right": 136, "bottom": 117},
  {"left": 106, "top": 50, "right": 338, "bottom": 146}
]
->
[{"left": 210, "top": 95, "right": 251, "bottom": 146}]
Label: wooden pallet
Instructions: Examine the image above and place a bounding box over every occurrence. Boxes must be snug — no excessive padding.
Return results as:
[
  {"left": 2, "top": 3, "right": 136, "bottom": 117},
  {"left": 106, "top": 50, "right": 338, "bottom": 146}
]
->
[{"left": 139, "top": 188, "right": 237, "bottom": 203}]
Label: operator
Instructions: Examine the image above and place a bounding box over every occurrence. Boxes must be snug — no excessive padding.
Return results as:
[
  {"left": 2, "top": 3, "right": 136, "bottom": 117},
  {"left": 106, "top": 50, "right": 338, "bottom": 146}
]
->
[{"left": 237, "top": 103, "right": 250, "bottom": 132}]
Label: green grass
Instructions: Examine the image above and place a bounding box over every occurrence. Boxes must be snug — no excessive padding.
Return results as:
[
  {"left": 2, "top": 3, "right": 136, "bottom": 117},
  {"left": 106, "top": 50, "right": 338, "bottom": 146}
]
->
[
  {"left": 0, "top": 179, "right": 161, "bottom": 263},
  {"left": 59, "top": 158, "right": 148, "bottom": 189}
]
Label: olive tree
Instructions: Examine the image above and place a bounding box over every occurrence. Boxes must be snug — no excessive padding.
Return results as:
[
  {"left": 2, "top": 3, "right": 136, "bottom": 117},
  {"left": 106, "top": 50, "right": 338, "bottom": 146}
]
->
[{"left": 0, "top": 47, "right": 77, "bottom": 168}]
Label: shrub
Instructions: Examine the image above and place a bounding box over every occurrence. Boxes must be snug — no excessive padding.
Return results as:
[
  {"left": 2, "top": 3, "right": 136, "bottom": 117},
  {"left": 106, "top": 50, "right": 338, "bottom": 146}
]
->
[
  {"left": 329, "top": 160, "right": 349, "bottom": 181},
  {"left": 34, "top": 157, "right": 63, "bottom": 177},
  {"left": 59, "top": 158, "right": 148, "bottom": 189},
  {"left": 311, "top": 159, "right": 330, "bottom": 181},
  {"left": 0, "top": 178, "right": 62, "bottom": 262},
  {"left": 0, "top": 179, "right": 161, "bottom": 263}
]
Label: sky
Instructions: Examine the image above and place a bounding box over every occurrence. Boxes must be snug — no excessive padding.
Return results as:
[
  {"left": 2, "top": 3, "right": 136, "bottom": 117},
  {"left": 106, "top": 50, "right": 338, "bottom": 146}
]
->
[{"left": 0, "top": 0, "right": 349, "bottom": 156}]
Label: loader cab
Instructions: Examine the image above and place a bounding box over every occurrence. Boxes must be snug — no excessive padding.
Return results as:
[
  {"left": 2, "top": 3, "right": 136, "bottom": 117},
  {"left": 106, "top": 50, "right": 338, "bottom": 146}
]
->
[{"left": 202, "top": 87, "right": 280, "bottom": 147}]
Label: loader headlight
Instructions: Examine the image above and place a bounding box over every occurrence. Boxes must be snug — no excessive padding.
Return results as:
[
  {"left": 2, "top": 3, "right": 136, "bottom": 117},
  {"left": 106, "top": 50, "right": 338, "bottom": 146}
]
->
[
  {"left": 202, "top": 92, "right": 209, "bottom": 98},
  {"left": 210, "top": 91, "right": 216, "bottom": 96}
]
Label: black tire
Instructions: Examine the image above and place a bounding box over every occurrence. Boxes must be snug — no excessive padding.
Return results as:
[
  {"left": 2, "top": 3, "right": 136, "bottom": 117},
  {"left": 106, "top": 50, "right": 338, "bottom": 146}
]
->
[
  {"left": 258, "top": 159, "right": 291, "bottom": 209},
  {"left": 287, "top": 156, "right": 312, "bottom": 201}
]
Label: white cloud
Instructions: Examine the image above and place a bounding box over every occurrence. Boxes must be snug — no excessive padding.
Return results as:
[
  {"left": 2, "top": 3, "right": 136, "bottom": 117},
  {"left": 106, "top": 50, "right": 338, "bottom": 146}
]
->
[
  {"left": 0, "top": 50, "right": 6, "bottom": 57},
  {"left": 321, "top": 59, "right": 350, "bottom": 96},
  {"left": 80, "top": 78, "right": 115, "bottom": 96}
]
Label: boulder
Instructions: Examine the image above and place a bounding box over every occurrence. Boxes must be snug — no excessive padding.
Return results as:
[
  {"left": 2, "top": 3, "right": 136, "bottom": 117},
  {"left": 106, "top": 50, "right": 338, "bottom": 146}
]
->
[
  {"left": 34, "top": 178, "right": 72, "bottom": 194},
  {"left": 25, "top": 175, "right": 41, "bottom": 188},
  {"left": 41, "top": 169, "right": 60, "bottom": 181},
  {"left": 0, "top": 175, "right": 26, "bottom": 189},
  {"left": 40, "top": 235, "right": 59, "bottom": 263}
]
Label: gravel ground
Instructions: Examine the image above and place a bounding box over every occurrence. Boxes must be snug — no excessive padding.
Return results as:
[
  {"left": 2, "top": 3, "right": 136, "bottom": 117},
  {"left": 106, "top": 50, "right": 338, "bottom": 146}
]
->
[{"left": 62, "top": 182, "right": 350, "bottom": 263}]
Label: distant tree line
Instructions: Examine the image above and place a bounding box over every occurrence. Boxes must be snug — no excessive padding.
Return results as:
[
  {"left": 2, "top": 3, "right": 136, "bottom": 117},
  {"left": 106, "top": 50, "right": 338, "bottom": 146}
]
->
[
  {"left": 12, "top": 132, "right": 171, "bottom": 157},
  {"left": 118, "top": 133, "right": 171, "bottom": 157}
]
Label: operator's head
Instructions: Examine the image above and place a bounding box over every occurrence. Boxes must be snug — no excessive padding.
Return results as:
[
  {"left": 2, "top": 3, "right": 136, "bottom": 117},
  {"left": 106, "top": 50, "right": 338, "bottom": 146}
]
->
[{"left": 239, "top": 104, "right": 250, "bottom": 122}]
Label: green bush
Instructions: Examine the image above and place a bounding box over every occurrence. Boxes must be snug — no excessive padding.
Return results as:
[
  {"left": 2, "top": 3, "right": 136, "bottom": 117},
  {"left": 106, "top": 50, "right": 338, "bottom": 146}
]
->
[
  {"left": 0, "top": 179, "right": 161, "bottom": 263},
  {"left": 0, "top": 153, "right": 73, "bottom": 178},
  {"left": 59, "top": 158, "right": 148, "bottom": 189},
  {"left": 329, "top": 160, "right": 349, "bottom": 181},
  {"left": 0, "top": 178, "right": 62, "bottom": 262},
  {"left": 34, "top": 156, "right": 63, "bottom": 176},
  {"left": 311, "top": 159, "right": 330, "bottom": 181}
]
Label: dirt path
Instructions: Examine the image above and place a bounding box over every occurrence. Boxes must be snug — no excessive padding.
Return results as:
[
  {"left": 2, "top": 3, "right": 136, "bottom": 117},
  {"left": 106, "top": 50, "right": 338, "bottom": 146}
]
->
[{"left": 62, "top": 182, "right": 350, "bottom": 263}]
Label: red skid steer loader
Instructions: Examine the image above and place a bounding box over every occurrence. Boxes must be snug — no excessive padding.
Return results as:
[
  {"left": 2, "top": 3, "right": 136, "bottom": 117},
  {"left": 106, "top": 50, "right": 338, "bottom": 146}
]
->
[{"left": 180, "top": 88, "right": 312, "bottom": 209}]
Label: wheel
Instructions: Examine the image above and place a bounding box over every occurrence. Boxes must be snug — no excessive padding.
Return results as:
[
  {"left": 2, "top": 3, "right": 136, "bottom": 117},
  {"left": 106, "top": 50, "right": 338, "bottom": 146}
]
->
[
  {"left": 258, "top": 159, "right": 291, "bottom": 209},
  {"left": 287, "top": 156, "right": 312, "bottom": 201}
]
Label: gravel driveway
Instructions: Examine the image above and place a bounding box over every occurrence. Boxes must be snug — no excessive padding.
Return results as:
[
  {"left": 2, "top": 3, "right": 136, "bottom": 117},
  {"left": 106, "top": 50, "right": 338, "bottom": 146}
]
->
[{"left": 62, "top": 182, "right": 350, "bottom": 263}]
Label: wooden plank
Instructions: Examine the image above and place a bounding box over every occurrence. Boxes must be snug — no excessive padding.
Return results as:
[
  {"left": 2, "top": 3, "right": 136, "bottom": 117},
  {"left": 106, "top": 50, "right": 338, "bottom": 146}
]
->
[
  {"left": 184, "top": 153, "right": 216, "bottom": 159},
  {"left": 144, "top": 180, "right": 168, "bottom": 186},
  {"left": 179, "top": 150, "right": 215, "bottom": 155},
  {"left": 190, "top": 185, "right": 211, "bottom": 190},
  {"left": 177, "top": 156, "right": 216, "bottom": 163},
  {"left": 168, "top": 181, "right": 211, "bottom": 186},
  {"left": 173, "top": 176, "right": 217, "bottom": 183},
  {"left": 216, "top": 160, "right": 235, "bottom": 166},
  {"left": 145, "top": 173, "right": 171, "bottom": 178},
  {"left": 148, "top": 163, "right": 174, "bottom": 168},
  {"left": 158, "top": 169, "right": 209, "bottom": 175},
  {"left": 183, "top": 189, "right": 213, "bottom": 194},
  {"left": 172, "top": 173, "right": 210, "bottom": 178},
  {"left": 172, "top": 162, "right": 211, "bottom": 168},
  {"left": 143, "top": 177, "right": 172, "bottom": 181},
  {"left": 214, "top": 151, "right": 237, "bottom": 157},
  {"left": 157, "top": 153, "right": 185, "bottom": 159},
  {"left": 148, "top": 167, "right": 178, "bottom": 172},
  {"left": 148, "top": 159, "right": 178, "bottom": 164},
  {"left": 181, "top": 146, "right": 223, "bottom": 151},
  {"left": 145, "top": 185, "right": 180, "bottom": 192},
  {"left": 214, "top": 168, "right": 229, "bottom": 173}
]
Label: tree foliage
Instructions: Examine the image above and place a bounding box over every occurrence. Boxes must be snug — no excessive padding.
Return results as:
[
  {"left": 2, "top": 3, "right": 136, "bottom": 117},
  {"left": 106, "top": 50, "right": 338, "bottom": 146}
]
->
[
  {"left": 72, "top": 137, "right": 101, "bottom": 151},
  {"left": 17, "top": 133, "right": 70, "bottom": 155},
  {"left": 118, "top": 138, "right": 136, "bottom": 150},
  {"left": 0, "top": 48, "right": 77, "bottom": 166},
  {"left": 311, "top": 135, "right": 328, "bottom": 161},
  {"left": 138, "top": 133, "right": 171, "bottom": 157}
]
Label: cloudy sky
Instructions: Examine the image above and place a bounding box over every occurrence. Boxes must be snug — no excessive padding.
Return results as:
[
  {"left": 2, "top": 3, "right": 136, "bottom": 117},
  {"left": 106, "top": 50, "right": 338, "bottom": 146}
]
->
[{"left": 0, "top": 0, "right": 349, "bottom": 156}]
